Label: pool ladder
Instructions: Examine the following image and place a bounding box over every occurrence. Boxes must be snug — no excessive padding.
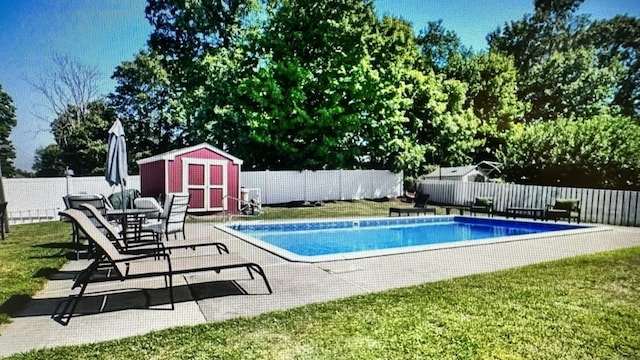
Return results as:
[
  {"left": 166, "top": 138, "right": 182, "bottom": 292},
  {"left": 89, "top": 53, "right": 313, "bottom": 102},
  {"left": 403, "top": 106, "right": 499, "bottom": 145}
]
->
[{"left": 221, "top": 194, "right": 262, "bottom": 222}]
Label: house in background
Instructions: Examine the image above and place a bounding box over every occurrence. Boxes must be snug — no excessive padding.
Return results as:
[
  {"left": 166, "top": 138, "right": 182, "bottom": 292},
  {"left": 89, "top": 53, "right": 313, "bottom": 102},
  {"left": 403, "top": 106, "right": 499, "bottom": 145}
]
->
[
  {"left": 423, "top": 161, "right": 501, "bottom": 182},
  {"left": 137, "top": 143, "right": 243, "bottom": 213}
]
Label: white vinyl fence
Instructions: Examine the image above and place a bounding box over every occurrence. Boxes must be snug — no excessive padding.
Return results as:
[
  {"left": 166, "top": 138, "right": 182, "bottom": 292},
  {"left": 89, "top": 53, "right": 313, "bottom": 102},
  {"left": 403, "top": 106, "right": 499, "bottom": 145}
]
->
[
  {"left": 241, "top": 169, "right": 402, "bottom": 204},
  {"left": 4, "top": 170, "right": 401, "bottom": 224},
  {"left": 4, "top": 176, "right": 141, "bottom": 224},
  {"left": 419, "top": 180, "right": 640, "bottom": 227}
]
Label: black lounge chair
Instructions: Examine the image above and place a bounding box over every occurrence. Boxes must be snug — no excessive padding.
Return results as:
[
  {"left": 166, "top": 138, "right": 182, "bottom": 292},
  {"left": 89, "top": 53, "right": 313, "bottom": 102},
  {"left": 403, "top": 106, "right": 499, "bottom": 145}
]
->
[
  {"left": 545, "top": 198, "right": 581, "bottom": 223},
  {"left": 55, "top": 209, "right": 272, "bottom": 324},
  {"left": 389, "top": 193, "right": 437, "bottom": 216}
]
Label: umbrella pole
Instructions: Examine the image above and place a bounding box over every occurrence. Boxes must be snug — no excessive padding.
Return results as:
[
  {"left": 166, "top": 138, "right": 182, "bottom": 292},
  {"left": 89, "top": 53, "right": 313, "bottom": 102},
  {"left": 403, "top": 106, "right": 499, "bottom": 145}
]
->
[{"left": 120, "top": 183, "right": 125, "bottom": 210}]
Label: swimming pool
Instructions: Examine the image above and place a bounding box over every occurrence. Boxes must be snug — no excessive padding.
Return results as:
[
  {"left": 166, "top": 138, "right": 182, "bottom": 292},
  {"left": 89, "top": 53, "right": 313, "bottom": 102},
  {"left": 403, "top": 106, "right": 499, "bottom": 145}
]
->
[{"left": 217, "top": 216, "right": 602, "bottom": 262}]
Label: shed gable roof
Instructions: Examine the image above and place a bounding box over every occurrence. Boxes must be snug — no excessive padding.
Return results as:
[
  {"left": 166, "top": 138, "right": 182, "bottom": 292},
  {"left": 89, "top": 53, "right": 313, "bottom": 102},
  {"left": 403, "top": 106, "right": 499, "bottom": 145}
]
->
[{"left": 136, "top": 143, "right": 243, "bottom": 165}]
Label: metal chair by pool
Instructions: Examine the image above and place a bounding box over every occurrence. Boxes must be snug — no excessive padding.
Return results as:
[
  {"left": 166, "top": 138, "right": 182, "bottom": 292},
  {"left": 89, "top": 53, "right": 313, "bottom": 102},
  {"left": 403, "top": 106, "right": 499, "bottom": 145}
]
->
[
  {"left": 389, "top": 193, "right": 437, "bottom": 216},
  {"left": 55, "top": 209, "right": 272, "bottom": 325},
  {"left": 142, "top": 193, "right": 190, "bottom": 241},
  {"left": 469, "top": 197, "right": 494, "bottom": 217},
  {"left": 546, "top": 198, "right": 581, "bottom": 223}
]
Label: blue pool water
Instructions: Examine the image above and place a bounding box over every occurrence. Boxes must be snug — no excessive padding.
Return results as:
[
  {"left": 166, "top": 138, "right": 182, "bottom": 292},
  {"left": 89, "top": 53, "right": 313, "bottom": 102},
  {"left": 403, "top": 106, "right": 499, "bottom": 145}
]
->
[{"left": 221, "top": 216, "right": 594, "bottom": 262}]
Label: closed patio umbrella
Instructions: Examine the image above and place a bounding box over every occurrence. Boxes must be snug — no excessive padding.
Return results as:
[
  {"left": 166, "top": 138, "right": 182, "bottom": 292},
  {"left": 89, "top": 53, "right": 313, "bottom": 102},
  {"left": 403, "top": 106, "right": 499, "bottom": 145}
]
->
[{"left": 106, "top": 119, "right": 128, "bottom": 209}]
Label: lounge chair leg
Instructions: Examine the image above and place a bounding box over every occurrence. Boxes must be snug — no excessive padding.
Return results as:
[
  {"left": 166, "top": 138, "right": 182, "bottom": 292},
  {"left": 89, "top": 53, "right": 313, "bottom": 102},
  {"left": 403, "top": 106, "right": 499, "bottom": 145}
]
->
[
  {"left": 166, "top": 274, "right": 175, "bottom": 310},
  {"left": 248, "top": 264, "right": 272, "bottom": 294}
]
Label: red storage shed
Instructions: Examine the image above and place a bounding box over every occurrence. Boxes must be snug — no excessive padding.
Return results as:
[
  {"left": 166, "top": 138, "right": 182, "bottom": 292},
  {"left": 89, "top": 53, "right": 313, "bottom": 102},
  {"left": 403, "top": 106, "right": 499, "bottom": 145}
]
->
[{"left": 137, "top": 143, "right": 243, "bottom": 213}]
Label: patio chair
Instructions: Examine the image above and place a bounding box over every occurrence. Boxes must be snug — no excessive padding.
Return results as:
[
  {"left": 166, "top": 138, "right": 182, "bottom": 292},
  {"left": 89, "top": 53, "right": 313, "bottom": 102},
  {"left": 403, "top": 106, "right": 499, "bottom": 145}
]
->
[
  {"left": 469, "top": 197, "right": 494, "bottom": 217},
  {"left": 134, "top": 197, "right": 163, "bottom": 218},
  {"left": 63, "top": 194, "right": 120, "bottom": 258},
  {"left": 545, "top": 198, "right": 581, "bottom": 223},
  {"left": 142, "top": 193, "right": 190, "bottom": 241},
  {"left": 389, "top": 193, "right": 437, "bottom": 216},
  {"left": 80, "top": 203, "right": 229, "bottom": 255},
  {"left": 55, "top": 209, "right": 272, "bottom": 324}
]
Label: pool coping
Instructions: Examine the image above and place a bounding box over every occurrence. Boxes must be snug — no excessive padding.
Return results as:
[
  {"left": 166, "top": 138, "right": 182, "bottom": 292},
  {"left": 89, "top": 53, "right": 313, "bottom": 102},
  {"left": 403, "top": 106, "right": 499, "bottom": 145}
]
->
[{"left": 215, "top": 216, "right": 607, "bottom": 263}]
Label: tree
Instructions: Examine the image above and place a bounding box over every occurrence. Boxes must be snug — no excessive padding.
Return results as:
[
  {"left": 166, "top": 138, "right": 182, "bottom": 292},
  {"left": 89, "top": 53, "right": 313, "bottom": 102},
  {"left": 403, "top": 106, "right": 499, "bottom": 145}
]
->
[
  {"left": 587, "top": 15, "right": 640, "bottom": 118},
  {"left": 144, "top": 0, "right": 262, "bottom": 153},
  {"left": 525, "top": 46, "right": 621, "bottom": 120},
  {"left": 35, "top": 101, "right": 116, "bottom": 176},
  {"left": 446, "top": 52, "right": 523, "bottom": 162},
  {"left": 416, "top": 20, "right": 471, "bottom": 73},
  {"left": 109, "top": 50, "right": 182, "bottom": 163},
  {"left": 0, "top": 84, "right": 17, "bottom": 177},
  {"left": 239, "top": 0, "right": 384, "bottom": 170},
  {"left": 32, "top": 144, "right": 65, "bottom": 177},
  {"left": 364, "top": 15, "right": 426, "bottom": 174},
  {"left": 408, "top": 69, "right": 481, "bottom": 168},
  {"left": 487, "top": 0, "right": 624, "bottom": 122},
  {"left": 28, "top": 54, "right": 102, "bottom": 141}
]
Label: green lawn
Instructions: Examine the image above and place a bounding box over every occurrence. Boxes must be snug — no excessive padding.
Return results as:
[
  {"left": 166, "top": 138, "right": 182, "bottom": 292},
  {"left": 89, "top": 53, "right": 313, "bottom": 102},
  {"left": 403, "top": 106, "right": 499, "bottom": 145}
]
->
[
  {"left": 1, "top": 203, "right": 639, "bottom": 359},
  {"left": 0, "top": 221, "right": 73, "bottom": 325}
]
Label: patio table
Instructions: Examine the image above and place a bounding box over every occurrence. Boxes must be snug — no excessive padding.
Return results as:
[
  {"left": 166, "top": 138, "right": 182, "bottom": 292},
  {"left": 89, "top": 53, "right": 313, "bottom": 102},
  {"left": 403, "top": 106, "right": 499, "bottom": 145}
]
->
[{"left": 106, "top": 208, "right": 159, "bottom": 248}]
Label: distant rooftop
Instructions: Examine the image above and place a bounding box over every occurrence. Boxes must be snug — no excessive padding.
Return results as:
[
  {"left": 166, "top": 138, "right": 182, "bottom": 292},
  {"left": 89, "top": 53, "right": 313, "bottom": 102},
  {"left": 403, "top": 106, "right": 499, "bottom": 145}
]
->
[{"left": 424, "top": 161, "right": 501, "bottom": 179}]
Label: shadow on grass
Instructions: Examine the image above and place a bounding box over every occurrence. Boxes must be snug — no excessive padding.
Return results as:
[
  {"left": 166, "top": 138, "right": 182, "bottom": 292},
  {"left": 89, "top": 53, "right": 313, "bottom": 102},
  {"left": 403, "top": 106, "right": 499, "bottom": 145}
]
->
[
  {"left": 0, "top": 294, "right": 32, "bottom": 319},
  {"left": 30, "top": 242, "right": 83, "bottom": 261}
]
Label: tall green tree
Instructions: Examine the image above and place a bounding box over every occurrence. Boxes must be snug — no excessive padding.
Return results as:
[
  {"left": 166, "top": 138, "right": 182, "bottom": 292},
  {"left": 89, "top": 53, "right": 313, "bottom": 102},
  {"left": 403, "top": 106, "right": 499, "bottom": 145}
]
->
[
  {"left": 416, "top": 20, "right": 471, "bottom": 73},
  {"left": 144, "top": 0, "right": 262, "bottom": 153},
  {"left": 240, "top": 0, "right": 382, "bottom": 169},
  {"left": 109, "top": 50, "right": 181, "bottom": 162},
  {"left": 408, "top": 69, "right": 481, "bottom": 168},
  {"left": 32, "top": 144, "right": 65, "bottom": 177},
  {"left": 586, "top": 15, "right": 640, "bottom": 118},
  {"left": 360, "top": 15, "right": 425, "bottom": 173},
  {"left": 446, "top": 52, "right": 522, "bottom": 162},
  {"left": 0, "top": 84, "right": 17, "bottom": 177},
  {"left": 488, "top": 0, "right": 622, "bottom": 122}
]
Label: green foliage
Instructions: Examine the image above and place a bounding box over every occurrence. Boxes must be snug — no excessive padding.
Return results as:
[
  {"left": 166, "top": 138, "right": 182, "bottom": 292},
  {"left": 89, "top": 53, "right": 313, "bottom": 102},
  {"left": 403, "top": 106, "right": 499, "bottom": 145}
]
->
[
  {"left": 447, "top": 51, "right": 523, "bottom": 161},
  {"left": 109, "top": 50, "right": 185, "bottom": 162},
  {"left": 240, "top": 0, "right": 419, "bottom": 171},
  {"left": 102, "top": 0, "right": 639, "bottom": 190},
  {"left": 143, "top": 0, "right": 262, "bottom": 156},
  {"left": 499, "top": 115, "right": 640, "bottom": 189},
  {"left": 34, "top": 101, "right": 116, "bottom": 177},
  {"left": 32, "top": 144, "right": 66, "bottom": 177},
  {"left": 488, "top": 1, "right": 637, "bottom": 123},
  {"left": 0, "top": 84, "right": 18, "bottom": 177},
  {"left": 586, "top": 15, "right": 640, "bottom": 117},
  {"left": 408, "top": 70, "right": 481, "bottom": 168},
  {"left": 524, "top": 46, "right": 623, "bottom": 121},
  {"left": 416, "top": 20, "right": 471, "bottom": 72}
]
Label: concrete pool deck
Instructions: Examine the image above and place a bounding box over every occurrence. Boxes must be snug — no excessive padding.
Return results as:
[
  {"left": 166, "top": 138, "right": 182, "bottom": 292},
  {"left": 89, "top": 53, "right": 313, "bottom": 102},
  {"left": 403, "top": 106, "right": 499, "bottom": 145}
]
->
[{"left": 0, "top": 221, "right": 639, "bottom": 357}]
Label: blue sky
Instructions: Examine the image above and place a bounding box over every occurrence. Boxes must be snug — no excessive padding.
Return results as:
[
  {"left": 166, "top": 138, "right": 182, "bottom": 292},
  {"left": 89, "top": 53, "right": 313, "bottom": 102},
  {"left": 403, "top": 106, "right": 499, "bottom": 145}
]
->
[{"left": 0, "top": 0, "right": 639, "bottom": 171}]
